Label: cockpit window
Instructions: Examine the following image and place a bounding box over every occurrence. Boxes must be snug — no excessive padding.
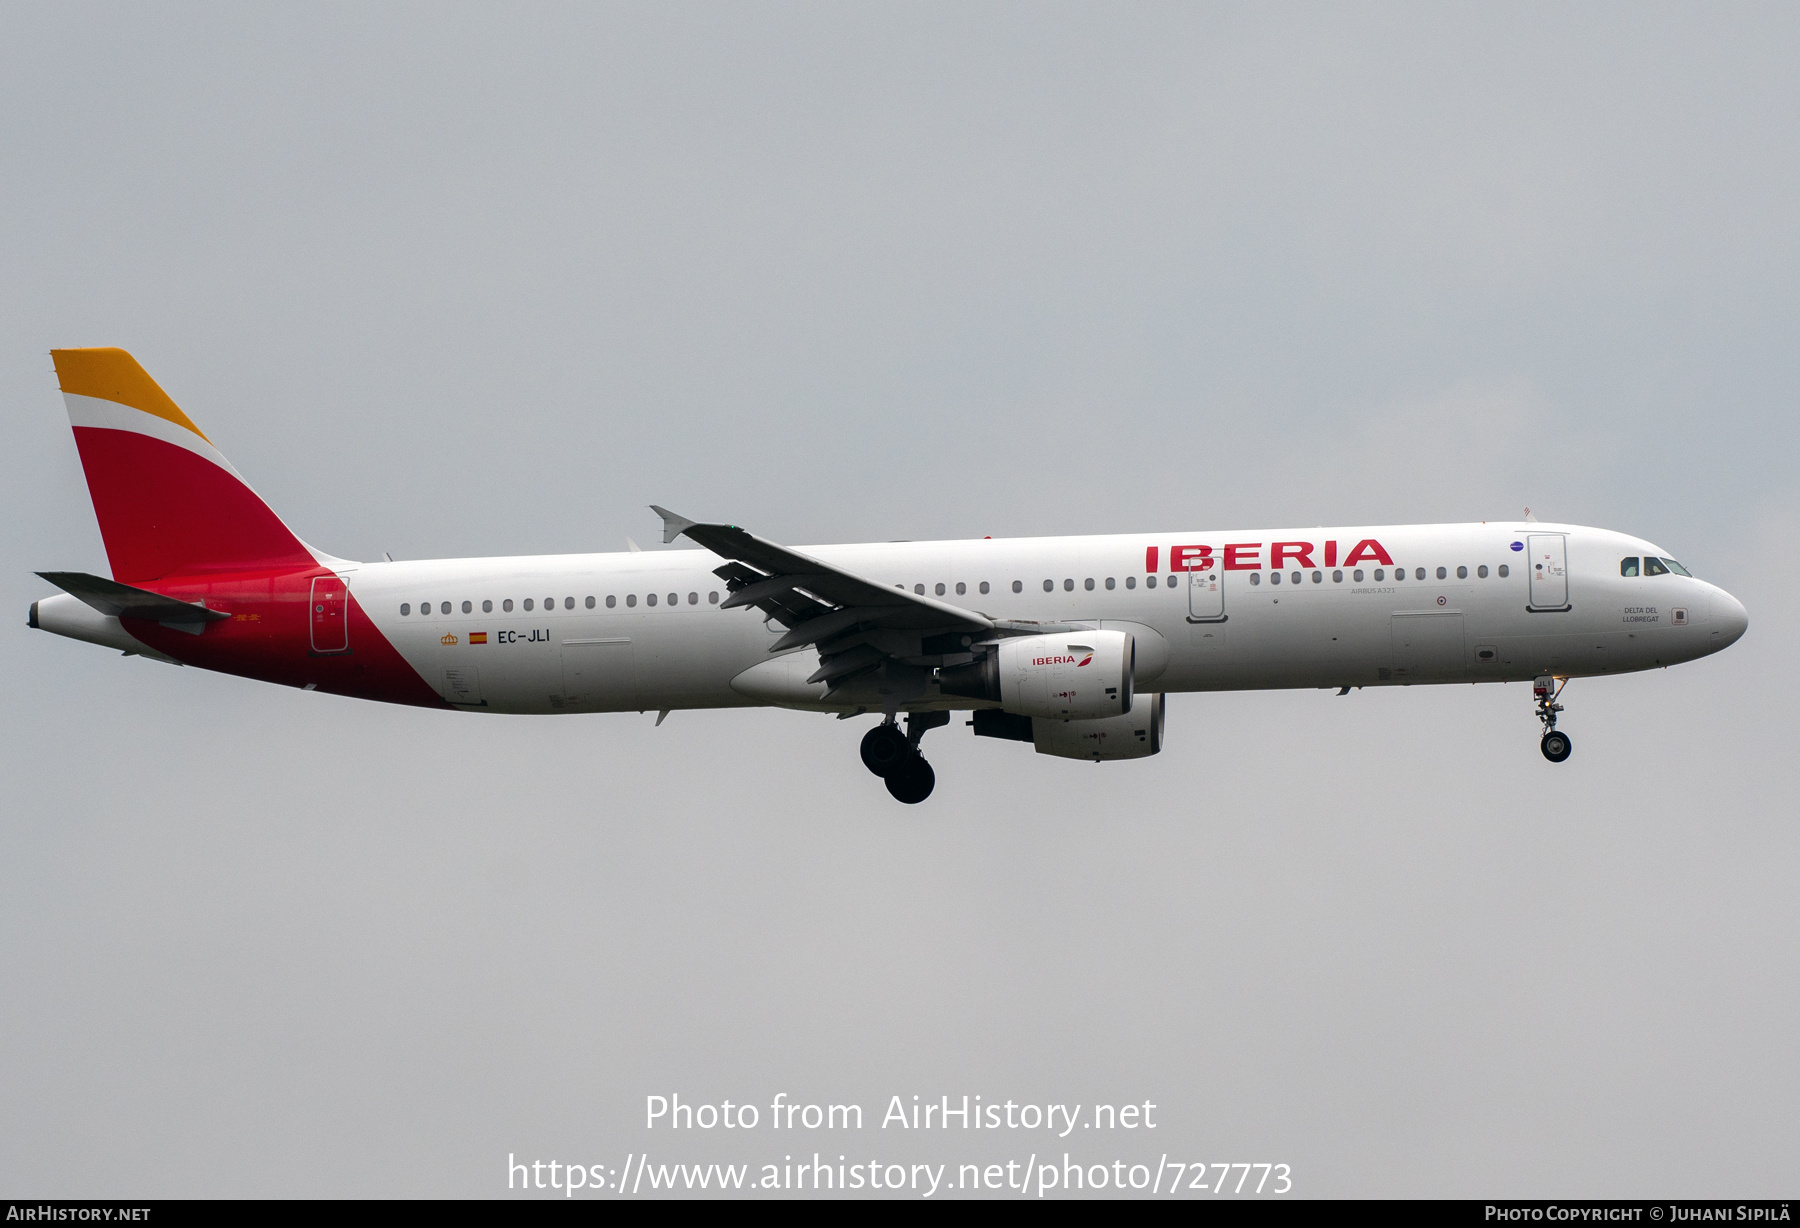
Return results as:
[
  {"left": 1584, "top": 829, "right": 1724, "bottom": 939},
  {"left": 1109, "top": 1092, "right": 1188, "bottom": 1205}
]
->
[
  {"left": 1620, "top": 557, "right": 1640, "bottom": 577},
  {"left": 1661, "top": 557, "right": 1692, "bottom": 577},
  {"left": 1643, "top": 557, "right": 1670, "bottom": 577}
]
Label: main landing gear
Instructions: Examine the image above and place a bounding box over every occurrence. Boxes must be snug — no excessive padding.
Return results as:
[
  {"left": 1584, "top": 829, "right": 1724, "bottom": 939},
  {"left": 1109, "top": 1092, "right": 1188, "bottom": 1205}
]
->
[
  {"left": 860, "top": 712, "right": 949, "bottom": 804},
  {"left": 1534, "top": 675, "right": 1573, "bottom": 763}
]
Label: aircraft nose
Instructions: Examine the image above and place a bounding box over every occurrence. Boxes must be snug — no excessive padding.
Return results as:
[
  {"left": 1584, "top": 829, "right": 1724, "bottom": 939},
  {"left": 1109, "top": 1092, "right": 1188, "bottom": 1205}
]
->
[{"left": 1710, "top": 589, "right": 1748, "bottom": 651}]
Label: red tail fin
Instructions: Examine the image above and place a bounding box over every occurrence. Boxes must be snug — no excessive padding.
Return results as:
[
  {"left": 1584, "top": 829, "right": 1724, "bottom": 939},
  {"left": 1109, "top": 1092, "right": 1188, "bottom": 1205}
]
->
[{"left": 52, "top": 348, "right": 320, "bottom": 582}]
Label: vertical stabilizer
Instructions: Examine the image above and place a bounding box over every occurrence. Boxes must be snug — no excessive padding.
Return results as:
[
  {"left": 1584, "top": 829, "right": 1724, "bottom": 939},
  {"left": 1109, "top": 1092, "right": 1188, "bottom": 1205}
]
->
[{"left": 52, "top": 348, "right": 321, "bottom": 582}]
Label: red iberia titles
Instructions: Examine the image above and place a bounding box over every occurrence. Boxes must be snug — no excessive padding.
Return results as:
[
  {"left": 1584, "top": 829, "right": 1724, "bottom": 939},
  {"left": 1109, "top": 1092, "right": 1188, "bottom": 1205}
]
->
[{"left": 1153, "top": 539, "right": 1392, "bottom": 571}]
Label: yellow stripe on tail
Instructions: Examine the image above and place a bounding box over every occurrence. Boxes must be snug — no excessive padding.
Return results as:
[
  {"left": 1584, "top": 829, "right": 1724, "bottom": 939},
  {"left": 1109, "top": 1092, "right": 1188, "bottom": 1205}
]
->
[{"left": 51, "top": 347, "right": 212, "bottom": 443}]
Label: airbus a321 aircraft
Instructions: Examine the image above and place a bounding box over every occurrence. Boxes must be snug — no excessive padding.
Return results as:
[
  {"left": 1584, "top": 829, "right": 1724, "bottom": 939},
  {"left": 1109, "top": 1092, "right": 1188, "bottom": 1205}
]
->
[{"left": 32, "top": 348, "right": 1749, "bottom": 803}]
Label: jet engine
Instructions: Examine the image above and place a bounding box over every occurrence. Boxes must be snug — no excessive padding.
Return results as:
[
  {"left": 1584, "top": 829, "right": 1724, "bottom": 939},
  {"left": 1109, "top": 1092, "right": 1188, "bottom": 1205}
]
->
[
  {"left": 970, "top": 694, "right": 1166, "bottom": 761},
  {"left": 939, "top": 629, "right": 1134, "bottom": 719}
]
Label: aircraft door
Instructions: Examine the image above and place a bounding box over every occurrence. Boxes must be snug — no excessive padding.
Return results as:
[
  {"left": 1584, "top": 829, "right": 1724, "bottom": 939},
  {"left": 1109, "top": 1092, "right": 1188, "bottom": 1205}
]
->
[
  {"left": 1188, "top": 570, "right": 1224, "bottom": 622},
  {"left": 1391, "top": 613, "right": 1467, "bottom": 681},
  {"left": 310, "top": 575, "right": 349, "bottom": 653},
  {"left": 1527, "top": 534, "right": 1569, "bottom": 610},
  {"left": 563, "top": 638, "right": 637, "bottom": 711}
]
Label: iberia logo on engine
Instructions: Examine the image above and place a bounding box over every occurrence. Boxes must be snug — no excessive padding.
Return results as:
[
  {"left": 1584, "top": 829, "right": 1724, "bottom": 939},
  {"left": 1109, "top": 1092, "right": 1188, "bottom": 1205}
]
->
[{"left": 1033, "top": 651, "right": 1095, "bottom": 667}]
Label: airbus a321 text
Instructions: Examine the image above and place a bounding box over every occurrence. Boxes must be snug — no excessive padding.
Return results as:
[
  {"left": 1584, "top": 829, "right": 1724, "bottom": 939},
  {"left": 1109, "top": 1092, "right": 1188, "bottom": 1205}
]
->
[{"left": 31, "top": 349, "right": 1749, "bottom": 803}]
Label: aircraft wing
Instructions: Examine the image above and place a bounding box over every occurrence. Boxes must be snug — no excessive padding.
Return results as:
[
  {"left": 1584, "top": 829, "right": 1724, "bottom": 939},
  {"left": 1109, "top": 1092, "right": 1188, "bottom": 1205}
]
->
[{"left": 651, "top": 506, "right": 993, "bottom": 695}]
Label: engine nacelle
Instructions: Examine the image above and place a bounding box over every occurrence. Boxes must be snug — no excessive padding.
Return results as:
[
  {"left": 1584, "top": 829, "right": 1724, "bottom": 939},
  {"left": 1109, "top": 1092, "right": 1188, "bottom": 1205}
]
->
[
  {"left": 1034, "top": 694, "right": 1166, "bottom": 761},
  {"left": 940, "top": 629, "right": 1134, "bottom": 719}
]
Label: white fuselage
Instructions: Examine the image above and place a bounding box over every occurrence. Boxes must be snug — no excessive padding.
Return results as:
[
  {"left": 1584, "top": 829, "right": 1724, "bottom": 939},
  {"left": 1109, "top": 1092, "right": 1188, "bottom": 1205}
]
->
[{"left": 347, "top": 521, "right": 1745, "bottom": 715}]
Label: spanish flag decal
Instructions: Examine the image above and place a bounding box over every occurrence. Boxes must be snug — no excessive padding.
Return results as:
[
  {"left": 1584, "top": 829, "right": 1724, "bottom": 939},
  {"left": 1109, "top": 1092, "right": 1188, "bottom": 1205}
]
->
[{"left": 469, "top": 632, "right": 488, "bottom": 645}]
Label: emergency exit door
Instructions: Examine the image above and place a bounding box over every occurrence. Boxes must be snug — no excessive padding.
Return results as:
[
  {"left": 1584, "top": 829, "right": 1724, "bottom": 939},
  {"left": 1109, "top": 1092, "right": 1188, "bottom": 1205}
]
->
[
  {"left": 310, "top": 575, "right": 349, "bottom": 653},
  {"left": 1188, "top": 569, "right": 1224, "bottom": 622},
  {"left": 1527, "top": 535, "right": 1569, "bottom": 611}
]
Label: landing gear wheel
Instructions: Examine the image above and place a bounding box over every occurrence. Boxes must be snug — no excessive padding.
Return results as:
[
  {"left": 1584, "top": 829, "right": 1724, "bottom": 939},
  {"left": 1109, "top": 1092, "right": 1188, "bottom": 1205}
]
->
[
  {"left": 860, "top": 724, "right": 910, "bottom": 777},
  {"left": 1541, "top": 730, "right": 1572, "bottom": 763},
  {"left": 884, "top": 754, "right": 936, "bottom": 804}
]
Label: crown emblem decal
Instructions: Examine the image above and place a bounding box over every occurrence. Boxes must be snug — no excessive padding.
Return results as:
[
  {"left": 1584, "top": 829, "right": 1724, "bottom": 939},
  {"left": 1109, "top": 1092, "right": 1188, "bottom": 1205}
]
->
[{"left": 440, "top": 633, "right": 458, "bottom": 646}]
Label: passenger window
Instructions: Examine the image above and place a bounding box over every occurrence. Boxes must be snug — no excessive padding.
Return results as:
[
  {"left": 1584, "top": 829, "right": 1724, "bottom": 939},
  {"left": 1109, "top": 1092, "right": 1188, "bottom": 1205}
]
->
[
  {"left": 1353, "top": 570, "right": 1364, "bottom": 582},
  {"left": 461, "top": 600, "right": 472, "bottom": 614},
  {"left": 483, "top": 600, "right": 493, "bottom": 613},
  {"left": 1456, "top": 566, "right": 1467, "bottom": 579},
  {"left": 562, "top": 597, "right": 572, "bottom": 610},
  {"left": 915, "top": 584, "right": 925, "bottom": 595},
  {"left": 1477, "top": 565, "right": 1488, "bottom": 578},
  {"left": 1415, "top": 568, "right": 1426, "bottom": 581},
  {"left": 688, "top": 592, "right": 698, "bottom": 605},
  {"left": 400, "top": 603, "right": 410, "bottom": 615},
  {"left": 503, "top": 599, "right": 514, "bottom": 612},
  {"left": 626, "top": 595, "right": 637, "bottom": 608},
  {"left": 1311, "top": 571, "right": 1322, "bottom": 583},
  {"left": 441, "top": 602, "right": 451, "bottom": 615},
  {"left": 1390, "top": 568, "right": 1400, "bottom": 580},
  {"left": 1437, "top": 566, "right": 1448, "bottom": 580},
  {"left": 647, "top": 593, "right": 658, "bottom": 606},
  {"left": 1291, "top": 571, "right": 1302, "bottom": 585},
  {"left": 1643, "top": 557, "right": 1669, "bottom": 577},
  {"left": 1250, "top": 573, "right": 1261, "bottom": 586},
  {"left": 1375, "top": 569, "right": 1386, "bottom": 581},
  {"left": 606, "top": 595, "right": 616, "bottom": 608},
  {"left": 1332, "top": 570, "right": 1343, "bottom": 583},
  {"left": 956, "top": 582, "right": 966, "bottom": 595},
  {"left": 979, "top": 582, "right": 990, "bottom": 595},
  {"left": 935, "top": 583, "right": 945, "bottom": 596},
  {"left": 1270, "top": 571, "right": 1281, "bottom": 585},
  {"left": 523, "top": 599, "right": 534, "bottom": 612},
  {"left": 1620, "top": 557, "right": 1640, "bottom": 577},
  {"left": 709, "top": 591, "right": 720, "bottom": 604},
  {"left": 1105, "top": 577, "right": 1115, "bottom": 590},
  {"left": 1064, "top": 579, "right": 1074, "bottom": 591},
  {"left": 1126, "top": 576, "right": 1136, "bottom": 589},
  {"left": 1043, "top": 580, "right": 1053, "bottom": 592},
  {"left": 1012, "top": 581, "right": 1022, "bottom": 593},
  {"left": 544, "top": 597, "right": 554, "bottom": 610},
  {"left": 1084, "top": 578, "right": 1095, "bottom": 591},
  {"left": 1498, "top": 564, "right": 1509, "bottom": 578}
]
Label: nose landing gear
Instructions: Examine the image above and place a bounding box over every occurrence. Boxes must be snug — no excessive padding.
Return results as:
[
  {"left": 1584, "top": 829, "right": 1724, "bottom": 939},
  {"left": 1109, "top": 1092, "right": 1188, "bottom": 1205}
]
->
[
  {"left": 1534, "top": 675, "right": 1572, "bottom": 763},
  {"left": 860, "top": 712, "right": 948, "bottom": 803}
]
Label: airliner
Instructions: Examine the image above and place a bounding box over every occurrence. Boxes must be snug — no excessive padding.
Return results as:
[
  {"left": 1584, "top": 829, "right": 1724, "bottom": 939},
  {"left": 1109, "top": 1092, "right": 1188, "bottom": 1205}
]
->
[{"left": 31, "top": 348, "right": 1748, "bottom": 803}]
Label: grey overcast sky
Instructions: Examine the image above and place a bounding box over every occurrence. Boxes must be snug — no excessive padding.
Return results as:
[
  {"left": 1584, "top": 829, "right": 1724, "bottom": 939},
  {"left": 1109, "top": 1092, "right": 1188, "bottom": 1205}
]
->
[{"left": 3, "top": 2, "right": 1797, "bottom": 1198}]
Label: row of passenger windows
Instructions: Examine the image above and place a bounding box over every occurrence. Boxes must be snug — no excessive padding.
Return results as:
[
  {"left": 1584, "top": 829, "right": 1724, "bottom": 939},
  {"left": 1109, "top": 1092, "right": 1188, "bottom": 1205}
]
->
[
  {"left": 1620, "top": 556, "right": 1690, "bottom": 577},
  {"left": 401, "top": 592, "right": 722, "bottom": 616},
  {"left": 915, "top": 576, "right": 1186, "bottom": 595},
  {"left": 401, "top": 561, "right": 1524, "bottom": 617},
  {"left": 910, "top": 565, "right": 1511, "bottom": 594},
  {"left": 1251, "top": 564, "right": 1508, "bottom": 585}
]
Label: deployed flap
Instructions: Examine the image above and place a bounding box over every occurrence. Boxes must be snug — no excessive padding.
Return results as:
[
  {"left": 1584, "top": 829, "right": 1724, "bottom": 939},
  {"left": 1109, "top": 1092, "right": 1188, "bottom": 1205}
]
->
[
  {"left": 648, "top": 506, "right": 993, "bottom": 700},
  {"left": 36, "top": 571, "right": 230, "bottom": 623}
]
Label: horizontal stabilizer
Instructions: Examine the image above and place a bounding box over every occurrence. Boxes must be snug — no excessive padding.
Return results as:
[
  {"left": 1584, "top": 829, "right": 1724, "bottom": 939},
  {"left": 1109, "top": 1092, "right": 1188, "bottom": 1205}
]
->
[{"left": 36, "top": 571, "right": 230, "bottom": 623}]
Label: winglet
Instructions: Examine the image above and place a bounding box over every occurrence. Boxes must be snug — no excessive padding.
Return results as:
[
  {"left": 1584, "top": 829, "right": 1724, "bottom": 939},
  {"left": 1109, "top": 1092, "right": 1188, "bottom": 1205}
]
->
[{"left": 650, "top": 505, "right": 697, "bottom": 545}]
